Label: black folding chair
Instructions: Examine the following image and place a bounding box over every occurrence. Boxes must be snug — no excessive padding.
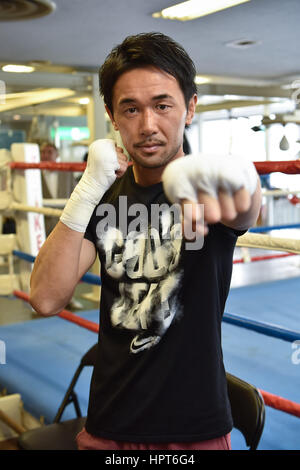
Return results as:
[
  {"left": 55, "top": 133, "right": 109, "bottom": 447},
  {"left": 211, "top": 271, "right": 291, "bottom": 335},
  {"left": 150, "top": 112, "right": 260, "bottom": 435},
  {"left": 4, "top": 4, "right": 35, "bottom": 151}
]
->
[
  {"left": 226, "top": 372, "right": 265, "bottom": 450},
  {"left": 18, "top": 344, "right": 97, "bottom": 450},
  {"left": 18, "top": 345, "right": 265, "bottom": 450}
]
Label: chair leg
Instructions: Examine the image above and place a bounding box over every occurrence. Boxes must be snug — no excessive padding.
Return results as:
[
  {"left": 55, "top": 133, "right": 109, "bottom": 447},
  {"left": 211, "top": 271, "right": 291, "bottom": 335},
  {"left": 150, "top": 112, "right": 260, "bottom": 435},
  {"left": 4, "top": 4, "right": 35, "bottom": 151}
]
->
[{"left": 53, "top": 365, "right": 83, "bottom": 423}]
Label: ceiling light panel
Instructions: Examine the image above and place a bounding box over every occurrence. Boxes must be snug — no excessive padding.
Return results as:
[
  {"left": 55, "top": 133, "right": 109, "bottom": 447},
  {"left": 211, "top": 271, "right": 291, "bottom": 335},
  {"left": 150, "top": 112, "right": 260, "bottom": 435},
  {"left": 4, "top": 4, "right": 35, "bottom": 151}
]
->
[
  {"left": 194, "top": 76, "right": 211, "bottom": 85},
  {"left": 2, "top": 64, "right": 35, "bottom": 73},
  {"left": 153, "top": 0, "right": 250, "bottom": 21}
]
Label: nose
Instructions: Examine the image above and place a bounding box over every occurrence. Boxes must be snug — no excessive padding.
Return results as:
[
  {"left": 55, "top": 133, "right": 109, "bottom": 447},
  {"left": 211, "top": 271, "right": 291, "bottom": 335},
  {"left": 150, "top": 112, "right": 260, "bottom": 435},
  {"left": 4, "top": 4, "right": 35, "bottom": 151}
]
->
[{"left": 139, "top": 108, "right": 158, "bottom": 137}]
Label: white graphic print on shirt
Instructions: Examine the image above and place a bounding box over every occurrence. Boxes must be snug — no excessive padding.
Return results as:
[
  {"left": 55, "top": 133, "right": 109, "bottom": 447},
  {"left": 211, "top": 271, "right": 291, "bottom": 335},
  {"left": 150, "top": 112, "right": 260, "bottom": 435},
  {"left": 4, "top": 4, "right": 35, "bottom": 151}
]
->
[{"left": 96, "top": 208, "right": 183, "bottom": 354}]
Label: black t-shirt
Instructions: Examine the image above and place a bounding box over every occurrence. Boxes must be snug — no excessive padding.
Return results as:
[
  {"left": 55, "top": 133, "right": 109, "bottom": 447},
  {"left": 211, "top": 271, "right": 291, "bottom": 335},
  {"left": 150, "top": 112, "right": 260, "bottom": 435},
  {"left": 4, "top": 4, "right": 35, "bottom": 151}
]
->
[{"left": 84, "top": 166, "right": 242, "bottom": 443}]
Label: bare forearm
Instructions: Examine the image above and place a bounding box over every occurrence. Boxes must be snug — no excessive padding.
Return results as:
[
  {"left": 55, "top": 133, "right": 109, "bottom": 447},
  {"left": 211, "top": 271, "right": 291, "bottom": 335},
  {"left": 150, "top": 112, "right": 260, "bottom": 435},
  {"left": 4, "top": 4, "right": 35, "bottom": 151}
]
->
[{"left": 30, "top": 222, "right": 90, "bottom": 316}]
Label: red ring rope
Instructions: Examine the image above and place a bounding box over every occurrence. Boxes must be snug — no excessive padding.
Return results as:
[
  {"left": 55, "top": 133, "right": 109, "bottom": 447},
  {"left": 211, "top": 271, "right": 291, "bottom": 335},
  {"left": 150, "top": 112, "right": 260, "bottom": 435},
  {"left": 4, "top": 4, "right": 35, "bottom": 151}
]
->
[
  {"left": 259, "top": 389, "right": 300, "bottom": 418},
  {"left": 13, "top": 290, "right": 99, "bottom": 333},
  {"left": 254, "top": 160, "right": 300, "bottom": 175},
  {"left": 233, "top": 253, "right": 297, "bottom": 264},
  {"left": 10, "top": 162, "right": 87, "bottom": 172},
  {"left": 8, "top": 160, "right": 300, "bottom": 175}
]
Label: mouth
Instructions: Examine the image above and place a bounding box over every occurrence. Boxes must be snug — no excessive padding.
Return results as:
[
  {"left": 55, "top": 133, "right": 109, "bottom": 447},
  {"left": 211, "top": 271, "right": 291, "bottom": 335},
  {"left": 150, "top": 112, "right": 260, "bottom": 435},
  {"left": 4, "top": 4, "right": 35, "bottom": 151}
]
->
[{"left": 135, "top": 142, "right": 164, "bottom": 154}]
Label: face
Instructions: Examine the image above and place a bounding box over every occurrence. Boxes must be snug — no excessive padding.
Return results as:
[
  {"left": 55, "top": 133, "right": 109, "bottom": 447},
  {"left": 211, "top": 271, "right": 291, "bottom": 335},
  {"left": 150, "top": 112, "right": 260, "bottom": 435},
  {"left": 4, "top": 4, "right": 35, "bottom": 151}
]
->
[
  {"left": 106, "top": 66, "right": 197, "bottom": 171},
  {"left": 41, "top": 145, "right": 58, "bottom": 162}
]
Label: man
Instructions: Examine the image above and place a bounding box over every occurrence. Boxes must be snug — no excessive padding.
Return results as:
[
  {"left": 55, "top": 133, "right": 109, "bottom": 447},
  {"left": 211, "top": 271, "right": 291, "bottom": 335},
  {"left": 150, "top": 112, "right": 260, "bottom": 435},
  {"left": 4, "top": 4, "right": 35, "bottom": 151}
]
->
[
  {"left": 40, "top": 141, "right": 59, "bottom": 163},
  {"left": 30, "top": 33, "right": 261, "bottom": 450}
]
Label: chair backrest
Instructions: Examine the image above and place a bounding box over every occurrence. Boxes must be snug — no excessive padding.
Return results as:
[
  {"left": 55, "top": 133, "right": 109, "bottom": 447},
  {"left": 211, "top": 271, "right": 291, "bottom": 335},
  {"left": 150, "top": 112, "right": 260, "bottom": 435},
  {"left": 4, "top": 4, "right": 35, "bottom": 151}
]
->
[
  {"left": 17, "top": 344, "right": 98, "bottom": 450},
  {"left": 226, "top": 372, "right": 265, "bottom": 450},
  {"left": 53, "top": 343, "right": 98, "bottom": 423}
]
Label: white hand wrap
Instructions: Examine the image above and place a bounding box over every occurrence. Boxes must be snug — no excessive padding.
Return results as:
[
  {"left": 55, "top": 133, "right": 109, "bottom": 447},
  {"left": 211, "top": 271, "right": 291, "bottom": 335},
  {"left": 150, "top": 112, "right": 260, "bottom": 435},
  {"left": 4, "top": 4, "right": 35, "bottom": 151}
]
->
[
  {"left": 162, "top": 153, "right": 258, "bottom": 204},
  {"left": 60, "top": 139, "right": 120, "bottom": 232}
]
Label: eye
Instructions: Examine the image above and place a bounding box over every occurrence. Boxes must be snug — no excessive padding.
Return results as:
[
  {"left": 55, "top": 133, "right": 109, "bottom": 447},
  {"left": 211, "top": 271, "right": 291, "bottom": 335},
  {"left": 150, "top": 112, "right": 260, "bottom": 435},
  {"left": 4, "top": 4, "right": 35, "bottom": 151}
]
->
[
  {"left": 156, "top": 104, "right": 170, "bottom": 111},
  {"left": 126, "top": 107, "right": 137, "bottom": 114}
]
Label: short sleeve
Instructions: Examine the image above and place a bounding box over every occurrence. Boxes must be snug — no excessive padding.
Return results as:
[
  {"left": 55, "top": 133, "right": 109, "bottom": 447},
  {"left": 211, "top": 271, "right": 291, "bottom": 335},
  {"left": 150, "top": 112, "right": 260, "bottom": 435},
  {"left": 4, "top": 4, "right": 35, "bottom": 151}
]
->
[
  {"left": 84, "top": 206, "right": 97, "bottom": 246},
  {"left": 214, "top": 222, "right": 247, "bottom": 239}
]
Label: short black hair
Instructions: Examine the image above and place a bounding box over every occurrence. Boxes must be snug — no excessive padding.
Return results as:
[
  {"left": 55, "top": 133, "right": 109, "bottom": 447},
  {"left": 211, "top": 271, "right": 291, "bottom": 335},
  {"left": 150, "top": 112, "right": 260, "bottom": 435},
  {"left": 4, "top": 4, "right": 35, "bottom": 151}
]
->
[{"left": 99, "top": 32, "right": 197, "bottom": 114}]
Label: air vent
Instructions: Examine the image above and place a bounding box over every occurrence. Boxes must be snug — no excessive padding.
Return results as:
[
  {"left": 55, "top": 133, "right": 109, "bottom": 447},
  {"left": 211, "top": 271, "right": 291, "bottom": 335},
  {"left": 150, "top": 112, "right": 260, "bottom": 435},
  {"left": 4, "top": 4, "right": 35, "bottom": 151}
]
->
[
  {"left": 225, "top": 38, "right": 261, "bottom": 49},
  {"left": 0, "top": 0, "right": 56, "bottom": 21}
]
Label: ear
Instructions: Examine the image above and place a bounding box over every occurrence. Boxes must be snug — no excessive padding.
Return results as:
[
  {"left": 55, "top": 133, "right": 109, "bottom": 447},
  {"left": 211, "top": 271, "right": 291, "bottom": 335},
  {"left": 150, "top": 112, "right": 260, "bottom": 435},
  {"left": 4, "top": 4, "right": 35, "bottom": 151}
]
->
[
  {"left": 185, "top": 94, "right": 197, "bottom": 126},
  {"left": 105, "top": 105, "right": 119, "bottom": 131}
]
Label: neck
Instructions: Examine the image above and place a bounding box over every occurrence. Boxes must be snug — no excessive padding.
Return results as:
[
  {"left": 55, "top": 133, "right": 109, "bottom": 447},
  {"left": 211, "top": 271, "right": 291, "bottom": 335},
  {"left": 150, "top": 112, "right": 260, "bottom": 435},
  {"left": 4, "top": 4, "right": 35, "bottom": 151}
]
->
[
  {"left": 132, "top": 149, "right": 185, "bottom": 187},
  {"left": 132, "top": 164, "right": 164, "bottom": 186}
]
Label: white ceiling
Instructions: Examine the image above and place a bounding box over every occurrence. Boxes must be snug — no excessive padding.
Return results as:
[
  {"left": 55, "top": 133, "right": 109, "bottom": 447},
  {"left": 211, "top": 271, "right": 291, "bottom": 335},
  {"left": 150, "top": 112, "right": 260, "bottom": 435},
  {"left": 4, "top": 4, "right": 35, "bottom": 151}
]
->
[
  {"left": 0, "top": 0, "right": 299, "bottom": 79},
  {"left": 0, "top": 0, "right": 300, "bottom": 117}
]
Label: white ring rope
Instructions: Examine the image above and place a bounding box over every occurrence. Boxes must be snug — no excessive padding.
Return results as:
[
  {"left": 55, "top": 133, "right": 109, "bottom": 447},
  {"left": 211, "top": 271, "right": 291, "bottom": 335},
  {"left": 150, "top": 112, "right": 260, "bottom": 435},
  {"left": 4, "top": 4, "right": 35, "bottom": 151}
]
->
[
  {"left": 9, "top": 202, "right": 63, "bottom": 218},
  {"left": 237, "top": 232, "right": 300, "bottom": 254},
  {"left": 3, "top": 200, "right": 300, "bottom": 254},
  {"left": 262, "top": 189, "right": 300, "bottom": 197}
]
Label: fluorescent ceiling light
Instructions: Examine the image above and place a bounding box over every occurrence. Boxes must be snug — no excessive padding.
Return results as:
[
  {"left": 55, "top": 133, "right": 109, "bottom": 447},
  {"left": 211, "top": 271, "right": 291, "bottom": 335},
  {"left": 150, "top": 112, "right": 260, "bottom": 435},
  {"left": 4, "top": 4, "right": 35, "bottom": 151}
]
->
[
  {"left": 78, "top": 97, "right": 90, "bottom": 105},
  {"left": 2, "top": 64, "right": 35, "bottom": 73},
  {"left": 224, "top": 94, "right": 241, "bottom": 100},
  {"left": 194, "top": 76, "right": 210, "bottom": 85},
  {"left": 152, "top": 0, "right": 250, "bottom": 21}
]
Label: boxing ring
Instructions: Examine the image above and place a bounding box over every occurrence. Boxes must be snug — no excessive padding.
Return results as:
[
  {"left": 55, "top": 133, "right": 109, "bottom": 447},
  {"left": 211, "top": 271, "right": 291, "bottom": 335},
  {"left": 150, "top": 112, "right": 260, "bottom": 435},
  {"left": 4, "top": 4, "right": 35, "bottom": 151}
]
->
[{"left": 0, "top": 146, "right": 300, "bottom": 449}]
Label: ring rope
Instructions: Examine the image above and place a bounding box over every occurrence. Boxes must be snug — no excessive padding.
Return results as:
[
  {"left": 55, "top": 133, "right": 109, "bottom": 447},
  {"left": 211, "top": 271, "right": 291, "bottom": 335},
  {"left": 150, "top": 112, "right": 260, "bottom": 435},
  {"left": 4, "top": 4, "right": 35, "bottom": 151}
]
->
[
  {"left": 13, "top": 290, "right": 99, "bottom": 333},
  {"left": 233, "top": 252, "right": 297, "bottom": 264},
  {"left": 11, "top": 244, "right": 297, "bottom": 285},
  {"left": 263, "top": 189, "right": 300, "bottom": 197},
  {"left": 254, "top": 160, "right": 300, "bottom": 175},
  {"left": 4, "top": 158, "right": 300, "bottom": 254},
  {"left": 3, "top": 202, "right": 300, "bottom": 253},
  {"left": 223, "top": 312, "right": 300, "bottom": 343},
  {"left": 236, "top": 232, "right": 300, "bottom": 254},
  {"left": 9, "top": 162, "right": 86, "bottom": 172},
  {"left": 10, "top": 202, "right": 63, "bottom": 218},
  {"left": 7, "top": 159, "right": 300, "bottom": 175},
  {"left": 12, "top": 289, "right": 300, "bottom": 419},
  {"left": 259, "top": 390, "right": 300, "bottom": 418},
  {"left": 12, "top": 249, "right": 299, "bottom": 342},
  {"left": 12, "top": 250, "right": 101, "bottom": 286},
  {"left": 43, "top": 198, "right": 67, "bottom": 209},
  {"left": 249, "top": 223, "right": 300, "bottom": 233}
]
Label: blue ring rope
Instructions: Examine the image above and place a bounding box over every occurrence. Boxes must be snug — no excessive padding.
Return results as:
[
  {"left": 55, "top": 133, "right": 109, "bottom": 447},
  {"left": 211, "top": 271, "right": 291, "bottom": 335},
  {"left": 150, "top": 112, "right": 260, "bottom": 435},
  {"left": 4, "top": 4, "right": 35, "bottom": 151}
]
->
[
  {"left": 249, "top": 223, "right": 300, "bottom": 233},
  {"left": 12, "top": 250, "right": 299, "bottom": 341},
  {"left": 12, "top": 250, "right": 101, "bottom": 286},
  {"left": 223, "top": 312, "right": 300, "bottom": 343}
]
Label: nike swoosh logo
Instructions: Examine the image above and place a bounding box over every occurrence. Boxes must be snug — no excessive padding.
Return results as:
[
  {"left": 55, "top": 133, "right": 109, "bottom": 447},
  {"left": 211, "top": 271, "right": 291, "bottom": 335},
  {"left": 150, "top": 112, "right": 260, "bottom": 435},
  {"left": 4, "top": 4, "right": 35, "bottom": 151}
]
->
[{"left": 130, "top": 335, "right": 160, "bottom": 354}]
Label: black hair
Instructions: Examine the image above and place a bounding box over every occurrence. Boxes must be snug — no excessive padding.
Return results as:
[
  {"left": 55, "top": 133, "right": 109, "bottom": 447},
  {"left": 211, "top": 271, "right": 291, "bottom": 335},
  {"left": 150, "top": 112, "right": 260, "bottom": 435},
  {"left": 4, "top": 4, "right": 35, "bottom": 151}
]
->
[{"left": 99, "top": 32, "right": 197, "bottom": 114}]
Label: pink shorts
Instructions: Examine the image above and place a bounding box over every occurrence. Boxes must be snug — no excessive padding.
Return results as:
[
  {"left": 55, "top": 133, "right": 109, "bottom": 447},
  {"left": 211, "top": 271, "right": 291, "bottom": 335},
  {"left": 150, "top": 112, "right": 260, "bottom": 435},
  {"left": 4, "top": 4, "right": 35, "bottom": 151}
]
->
[{"left": 76, "top": 427, "right": 231, "bottom": 450}]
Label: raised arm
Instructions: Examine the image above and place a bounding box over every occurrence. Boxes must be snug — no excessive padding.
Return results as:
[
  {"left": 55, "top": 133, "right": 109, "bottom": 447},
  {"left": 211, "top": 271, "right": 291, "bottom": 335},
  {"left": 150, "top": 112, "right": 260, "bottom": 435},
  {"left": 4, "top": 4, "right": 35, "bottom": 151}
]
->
[
  {"left": 29, "top": 139, "right": 128, "bottom": 316},
  {"left": 162, "top": 152, "right": 261, "bottom": 237},
  {"left": 30, "top": 222, "right": 96, "bottom": 316}
]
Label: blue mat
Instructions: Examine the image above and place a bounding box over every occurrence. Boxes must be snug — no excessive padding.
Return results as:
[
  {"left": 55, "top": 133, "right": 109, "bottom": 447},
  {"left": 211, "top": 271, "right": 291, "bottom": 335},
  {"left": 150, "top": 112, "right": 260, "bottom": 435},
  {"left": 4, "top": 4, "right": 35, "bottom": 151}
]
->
[
  {"left": 226, "top": 276, "right": 300, "bottom": 332},
  {"left": 224, "top": 277, "right": 300, "bottom": 450},
  {"left": 0, "top": 277, "right": 299, "bottom": 449},
  {"left": 0, "top": 310, "right": 98, "bottom": 423}
]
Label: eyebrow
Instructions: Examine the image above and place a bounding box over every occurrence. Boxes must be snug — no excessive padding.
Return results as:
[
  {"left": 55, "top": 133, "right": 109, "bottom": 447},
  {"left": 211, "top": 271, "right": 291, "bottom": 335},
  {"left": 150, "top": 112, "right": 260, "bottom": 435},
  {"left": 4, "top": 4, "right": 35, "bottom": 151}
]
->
[
  {"left": 118, "top": 94, "right": 175, "bottom": 107},
  {"left": 152, "top": 94, "right": 174, "bottom": 101}
]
